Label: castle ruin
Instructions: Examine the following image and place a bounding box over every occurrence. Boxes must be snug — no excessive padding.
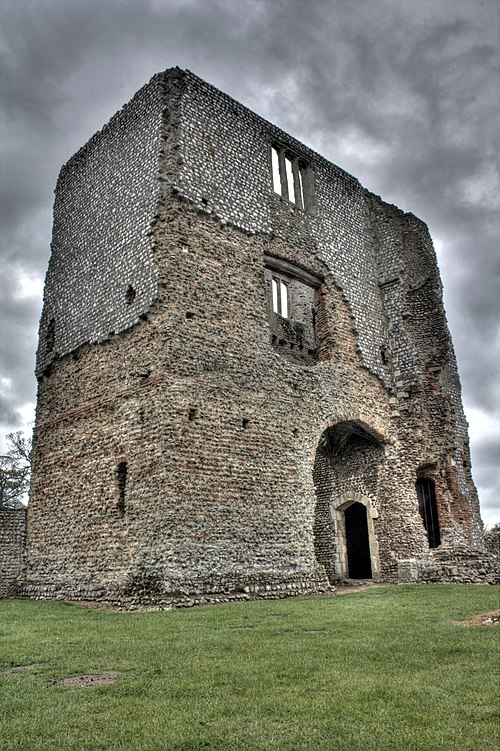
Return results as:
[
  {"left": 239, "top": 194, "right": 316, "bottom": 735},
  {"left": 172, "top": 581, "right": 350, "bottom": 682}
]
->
[{"left": 16, "top": 69, "right": 491, "bottom": 602}]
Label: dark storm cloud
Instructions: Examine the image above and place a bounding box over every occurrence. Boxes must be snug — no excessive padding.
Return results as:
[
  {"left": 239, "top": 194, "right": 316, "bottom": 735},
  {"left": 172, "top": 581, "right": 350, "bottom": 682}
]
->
[{"left": 0, "top": 0, "right": 498, "bottom": 523}]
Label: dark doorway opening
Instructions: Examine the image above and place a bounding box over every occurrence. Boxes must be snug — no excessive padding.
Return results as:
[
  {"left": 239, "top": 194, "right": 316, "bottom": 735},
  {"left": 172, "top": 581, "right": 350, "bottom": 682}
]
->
[
  {"left": 345, "top": 503, "right": 372, "bottom": 579},
  {"left": 416, "top": 478, "right": 440, "bottom": 548}
]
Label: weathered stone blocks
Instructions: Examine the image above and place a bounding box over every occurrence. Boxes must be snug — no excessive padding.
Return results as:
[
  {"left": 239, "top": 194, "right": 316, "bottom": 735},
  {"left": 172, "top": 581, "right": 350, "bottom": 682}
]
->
[{"left": 17, "top": 68, "right": 492, "bottom": 603}]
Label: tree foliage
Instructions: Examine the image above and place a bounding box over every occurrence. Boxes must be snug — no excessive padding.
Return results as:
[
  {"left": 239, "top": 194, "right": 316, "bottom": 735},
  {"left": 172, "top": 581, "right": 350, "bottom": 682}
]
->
[{"left": 0, "top": 431, "right": 32, "bottom": 508}]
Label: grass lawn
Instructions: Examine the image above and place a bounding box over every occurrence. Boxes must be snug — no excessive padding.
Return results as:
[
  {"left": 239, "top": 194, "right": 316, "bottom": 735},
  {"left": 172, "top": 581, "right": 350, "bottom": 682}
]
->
[{"left": 0, "top": 585, "right": 498, "bottom": 751}]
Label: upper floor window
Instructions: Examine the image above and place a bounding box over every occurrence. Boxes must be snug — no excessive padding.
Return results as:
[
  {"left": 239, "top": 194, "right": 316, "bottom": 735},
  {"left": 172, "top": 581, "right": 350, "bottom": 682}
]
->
[
  {"left": 264, "top": 255, "right": 322, "bottom": 365},
  {"left": 271, "top": 145, "right": 315, "bottom": 212},
  {"left": 271, "top": 277, "right": 289, "bottom": 318}
]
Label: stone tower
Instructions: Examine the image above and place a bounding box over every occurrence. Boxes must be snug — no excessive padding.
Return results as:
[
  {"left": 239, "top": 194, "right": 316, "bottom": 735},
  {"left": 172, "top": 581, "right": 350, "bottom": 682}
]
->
[{"left": 24, "top": 68, "right": 483, "bottom": 601}]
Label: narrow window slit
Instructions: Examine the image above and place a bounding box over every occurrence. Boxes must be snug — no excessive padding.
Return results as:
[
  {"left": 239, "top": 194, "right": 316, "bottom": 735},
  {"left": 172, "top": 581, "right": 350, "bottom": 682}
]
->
[
  {"left": 117, "top": 462, "right": 127, "bottom": 517},
  {"left": 125, "top": 285, "right": 136, "bottom": 305}
]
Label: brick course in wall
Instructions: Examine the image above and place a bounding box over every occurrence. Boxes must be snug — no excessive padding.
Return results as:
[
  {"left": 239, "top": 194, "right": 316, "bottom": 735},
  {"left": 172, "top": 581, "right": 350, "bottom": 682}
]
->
[{"left": 16, "top": 68, "right": 495, "bottom": 604}]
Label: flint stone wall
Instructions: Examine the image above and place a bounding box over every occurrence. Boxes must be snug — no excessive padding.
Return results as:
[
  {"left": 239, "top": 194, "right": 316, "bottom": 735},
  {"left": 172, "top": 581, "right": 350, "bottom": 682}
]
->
[
  {"left": 22, "top": 69, "right": 485, "bottom": 602},
  {"left": 0, "top": 507, "right": 27, "bottom": 597}
]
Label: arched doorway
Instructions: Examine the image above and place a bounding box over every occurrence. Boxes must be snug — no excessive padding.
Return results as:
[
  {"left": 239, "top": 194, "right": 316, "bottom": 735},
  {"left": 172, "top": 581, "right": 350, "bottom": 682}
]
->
[
  {"left": 344, "top": 502, "right": 372, "bottom": 579},
  {"left": 313, "top": 420, "right": 382, "bottom": 582},
  {"left": 416, "top": 478, "right": 440, "bottom": 548}
]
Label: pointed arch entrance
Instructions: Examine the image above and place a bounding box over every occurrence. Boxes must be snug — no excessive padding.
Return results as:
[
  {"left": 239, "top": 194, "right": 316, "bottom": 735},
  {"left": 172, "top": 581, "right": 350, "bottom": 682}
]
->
[{"left": 312, "top": 421, "right": 383, "bottom": 582}]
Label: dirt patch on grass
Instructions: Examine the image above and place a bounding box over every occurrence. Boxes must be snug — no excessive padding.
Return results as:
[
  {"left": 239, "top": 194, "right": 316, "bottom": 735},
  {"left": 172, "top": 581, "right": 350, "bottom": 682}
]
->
[
  {"left": 2, "top": 664, "right": 42, "bottom": 675},
  {"left": 460, "top": 610, "right": 500, "bottom": 626},
  {"left": 335, "top": 582, "right": 389, "bottom": 595},
  {"left": 49, "top": 671, "right": 119, "bottom": 688}
]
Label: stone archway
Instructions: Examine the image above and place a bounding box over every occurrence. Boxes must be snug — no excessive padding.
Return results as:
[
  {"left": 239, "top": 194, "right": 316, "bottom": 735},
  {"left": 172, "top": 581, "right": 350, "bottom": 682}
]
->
[{"left": 312, "top": 421, "right": 382, "bottom": 582}]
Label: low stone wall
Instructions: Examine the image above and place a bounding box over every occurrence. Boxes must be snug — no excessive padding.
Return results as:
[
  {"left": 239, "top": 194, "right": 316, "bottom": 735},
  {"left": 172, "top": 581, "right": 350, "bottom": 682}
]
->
[
  {"left": 0, "top": 506, "right": 27, "bottom": 597},
  {"left": 398, "top": 546, "right": 499, "bottom": 585}
]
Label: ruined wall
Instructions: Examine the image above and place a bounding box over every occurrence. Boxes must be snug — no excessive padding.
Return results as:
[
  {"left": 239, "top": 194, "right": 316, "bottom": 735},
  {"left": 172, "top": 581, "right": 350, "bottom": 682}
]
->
[
  {"left": 36, "top": 73, "right": 170, "bottom": 377},
  {"left": 175, "top": 71, "right": 389, "bottom": 382},
  {"left": 369, "top": 196, "right": 482, "bottom": 547},
  {"left": 24, "top": 69, "right": 483, "bottom": 601},
  {"left": 27, "top": 197, "right": 395, "bottom": 599},
  {"left": 0, "top": 507, "right": 26, "bottom": 597}
]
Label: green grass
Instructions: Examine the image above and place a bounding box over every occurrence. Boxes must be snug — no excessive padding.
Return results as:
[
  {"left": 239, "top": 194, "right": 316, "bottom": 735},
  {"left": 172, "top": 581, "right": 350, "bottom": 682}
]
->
[{"left": 0, "top": 585, "right": 498, "bottom": 750}]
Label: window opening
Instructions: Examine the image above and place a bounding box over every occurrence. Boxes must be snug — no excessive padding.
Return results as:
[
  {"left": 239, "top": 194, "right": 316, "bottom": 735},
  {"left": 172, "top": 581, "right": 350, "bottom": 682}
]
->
[
  {"left": 125, "top": 285, "right": 136, "bottom": 305},
  {"left": 416, "top": 478, "right": 440, "bottom": 548},
  {"left": 117, "top": 461, "right": 127, "bottom": 517},
  {"left": 271, "top": 144, "right": 314, "bottom": 211},
  {"left": 280, "top": 279, "right": 288, "bottom": 317},
  {"left": 271, "top": 277, "right": 289, "bottom": 318},
  {"left": 271, "top": 147, "right": 281, "bottom": 194},
  {"left": 285, "top": 157, "right": 295, "bottom": 203}
]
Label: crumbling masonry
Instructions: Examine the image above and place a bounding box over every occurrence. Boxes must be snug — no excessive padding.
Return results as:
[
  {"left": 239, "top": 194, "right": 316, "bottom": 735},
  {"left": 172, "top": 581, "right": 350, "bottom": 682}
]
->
[{"left": 16, "top": 69, "right": 495, "bottom": 602}]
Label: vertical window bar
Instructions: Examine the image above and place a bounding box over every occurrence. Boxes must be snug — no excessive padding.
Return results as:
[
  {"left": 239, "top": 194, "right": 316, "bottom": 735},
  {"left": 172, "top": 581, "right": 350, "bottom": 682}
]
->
[
  {"left": 271, "top": 278, "right": 279, "bottom": 314},
  {"left": 299, "top": 165, "right": 307, "bottom": 209},
  {"left": 278, "top": 149, "right": 287, "bottom": 199},
  {"left": 292, "top": 161, "right": 304, "bottom": 209}
]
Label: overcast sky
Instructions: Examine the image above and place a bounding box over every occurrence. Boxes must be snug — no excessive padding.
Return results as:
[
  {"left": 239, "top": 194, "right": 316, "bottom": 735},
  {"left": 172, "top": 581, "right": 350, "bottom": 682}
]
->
[{"left": 0, "top": 0, "right": 498, "bottom": 525}]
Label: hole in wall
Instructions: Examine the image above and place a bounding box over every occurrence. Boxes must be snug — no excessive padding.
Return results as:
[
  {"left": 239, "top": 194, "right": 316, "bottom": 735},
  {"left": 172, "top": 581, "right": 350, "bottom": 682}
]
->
[
  {"left": 242, "top": 418, "right": 250, "bottom": 429},
  {"left": 188, "top": 407, "right": 198, "bottom": 422},
  {"left": 186, "top": 311, "right": 195, "bottom": 319},
  {"left": 125, "top": 285, "right": 136, "bottom": 305},
  {"left": 116, "top": 462, "right": 127, "bottom": 517}
]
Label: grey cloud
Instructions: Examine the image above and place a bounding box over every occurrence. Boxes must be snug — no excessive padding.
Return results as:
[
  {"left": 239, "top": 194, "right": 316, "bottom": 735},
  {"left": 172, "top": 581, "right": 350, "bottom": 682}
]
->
[
  {"left": 0, "top": 393, "right": 23, "bottom": 427},
  {"left": 0, "top": 0, "right": 498, "bottom": 522}
]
